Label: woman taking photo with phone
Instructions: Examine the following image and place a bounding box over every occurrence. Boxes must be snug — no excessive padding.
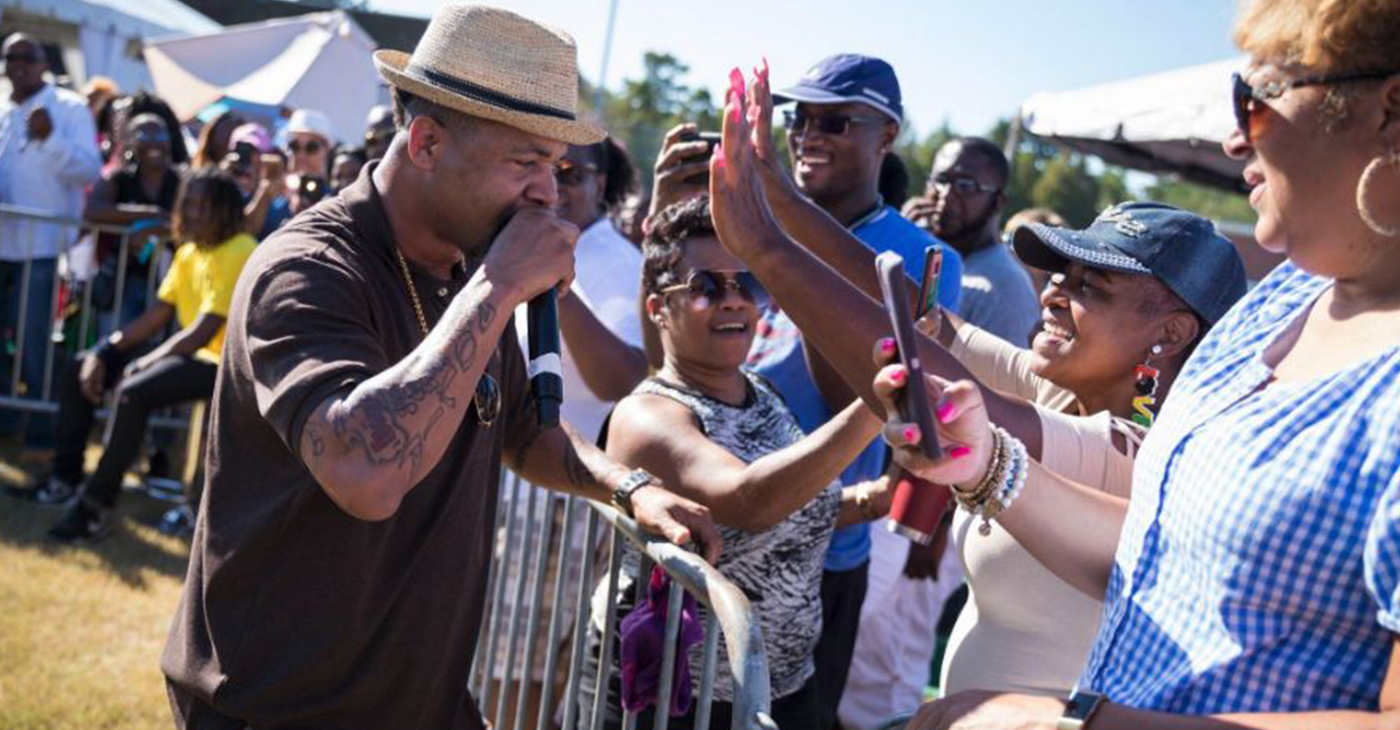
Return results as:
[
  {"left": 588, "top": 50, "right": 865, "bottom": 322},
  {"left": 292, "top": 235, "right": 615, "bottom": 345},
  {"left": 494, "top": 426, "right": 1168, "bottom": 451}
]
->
[{"left": 701, "top": 62, "right": 1250, "bottom": 701}]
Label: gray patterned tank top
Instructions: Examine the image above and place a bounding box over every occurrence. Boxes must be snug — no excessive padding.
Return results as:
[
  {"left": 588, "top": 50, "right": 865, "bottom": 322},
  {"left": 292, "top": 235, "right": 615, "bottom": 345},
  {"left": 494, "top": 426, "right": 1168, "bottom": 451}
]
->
[{"left": 614, "top": 371, "right": 841, "bottom": 702}]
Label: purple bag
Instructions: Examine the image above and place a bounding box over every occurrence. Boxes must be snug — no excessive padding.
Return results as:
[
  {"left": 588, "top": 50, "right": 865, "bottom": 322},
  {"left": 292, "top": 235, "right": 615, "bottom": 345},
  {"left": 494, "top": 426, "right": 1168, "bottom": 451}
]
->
[{"left": 619, "top": 566, "right": 705, "bottom": 716}]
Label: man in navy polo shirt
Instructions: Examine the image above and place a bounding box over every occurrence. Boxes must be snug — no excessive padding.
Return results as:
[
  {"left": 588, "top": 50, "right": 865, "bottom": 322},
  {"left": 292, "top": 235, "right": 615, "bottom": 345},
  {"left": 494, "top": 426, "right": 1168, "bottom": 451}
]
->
[{"left": 744, "top": 53, "right": 963, "bottom": 730}]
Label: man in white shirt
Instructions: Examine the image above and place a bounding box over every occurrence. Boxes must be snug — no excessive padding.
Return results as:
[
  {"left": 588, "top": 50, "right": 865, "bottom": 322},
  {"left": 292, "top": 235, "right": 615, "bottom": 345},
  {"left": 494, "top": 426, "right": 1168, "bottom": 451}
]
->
[{"left": 0, "top": 34, "right": 102, "bottom": 431}]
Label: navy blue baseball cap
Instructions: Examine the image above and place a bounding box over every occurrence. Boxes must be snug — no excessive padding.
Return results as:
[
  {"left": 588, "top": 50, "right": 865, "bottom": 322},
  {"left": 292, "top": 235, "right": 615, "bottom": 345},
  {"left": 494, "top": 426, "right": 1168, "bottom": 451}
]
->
[
  {"left": 773, "top": 54, "right": 903, "bottom": 124},
  {"left": 1011, "top": 202, "right": 1247, "bottom": 325}
]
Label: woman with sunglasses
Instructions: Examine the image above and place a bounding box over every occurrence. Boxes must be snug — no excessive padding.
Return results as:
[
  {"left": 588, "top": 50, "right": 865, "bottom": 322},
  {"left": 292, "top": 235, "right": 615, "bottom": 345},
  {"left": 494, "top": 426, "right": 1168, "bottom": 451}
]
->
[
  {"left": 864, "top": 0, "right": 1400, "bottom": 726},
  {"left": 709, "top": 62, "right": 1247, "bottom": 705},
  {"left": 83, "top": 112, "right": 183, "bottom": 333},
  {"left": 580, "top": 195, "right": 894, "bottom": 730}
]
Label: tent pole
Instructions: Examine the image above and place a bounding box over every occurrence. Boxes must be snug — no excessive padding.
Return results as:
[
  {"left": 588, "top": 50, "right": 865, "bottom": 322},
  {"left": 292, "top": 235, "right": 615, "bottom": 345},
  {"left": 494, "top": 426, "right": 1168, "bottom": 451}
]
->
[{"left": 593, "top": 0, "right": 620, "bottom": 114}]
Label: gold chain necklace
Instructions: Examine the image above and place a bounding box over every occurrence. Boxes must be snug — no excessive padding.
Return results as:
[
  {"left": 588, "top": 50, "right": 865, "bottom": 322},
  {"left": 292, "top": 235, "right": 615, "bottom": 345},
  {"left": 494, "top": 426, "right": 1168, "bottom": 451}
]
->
[
  {"left": 392, "top": 245, "right": 500, "bottom": 427},
  {"left": 392, "top": 245, "right": 430, "bottom": 337}
]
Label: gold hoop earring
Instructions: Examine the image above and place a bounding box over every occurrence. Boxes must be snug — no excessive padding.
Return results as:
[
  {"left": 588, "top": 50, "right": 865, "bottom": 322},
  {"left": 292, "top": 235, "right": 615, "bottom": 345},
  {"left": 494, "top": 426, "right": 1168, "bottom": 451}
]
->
[{"left": 1356, "top": 150, "right": 1400, "bottom": 238}]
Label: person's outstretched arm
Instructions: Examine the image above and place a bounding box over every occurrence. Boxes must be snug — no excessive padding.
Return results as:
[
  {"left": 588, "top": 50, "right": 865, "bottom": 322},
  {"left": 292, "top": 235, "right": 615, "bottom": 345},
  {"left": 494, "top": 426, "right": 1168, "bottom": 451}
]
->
[
  {"left": 607, "top": 392, "right": 880, "bottom": 533},
  {"left": 706, "top": 68, "right": 1045, "bottom": 458}
]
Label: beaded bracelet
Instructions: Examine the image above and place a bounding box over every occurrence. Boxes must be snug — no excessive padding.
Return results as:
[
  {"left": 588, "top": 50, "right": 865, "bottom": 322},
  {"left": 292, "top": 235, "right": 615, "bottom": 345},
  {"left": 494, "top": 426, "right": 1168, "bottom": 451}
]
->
[
  {"left": 953, "top": 427, "right": 1007, "bottom": 512},
  {"left": 976, "top": 432, "right": 1029, "bottom": 536},
  {"left": 950, "top": 426, "right": 1030, "bottom": 536}
]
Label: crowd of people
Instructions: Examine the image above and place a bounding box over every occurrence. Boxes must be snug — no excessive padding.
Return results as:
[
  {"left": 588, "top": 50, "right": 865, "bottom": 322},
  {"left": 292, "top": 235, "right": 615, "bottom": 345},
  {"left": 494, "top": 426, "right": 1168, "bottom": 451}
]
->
[
  {"left": 0, "top": 30, "right": 412, "bottom": 540},
  {"left": 2, "top": 0, "right": 1399, "bottom": 728}
]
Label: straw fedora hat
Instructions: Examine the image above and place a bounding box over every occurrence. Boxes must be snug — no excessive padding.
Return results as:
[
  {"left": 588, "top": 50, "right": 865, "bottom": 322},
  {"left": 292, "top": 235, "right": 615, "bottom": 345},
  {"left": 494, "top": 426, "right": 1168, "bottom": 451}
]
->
[{"left": 373, "top": 4, "right": 605, "bottom": 145}]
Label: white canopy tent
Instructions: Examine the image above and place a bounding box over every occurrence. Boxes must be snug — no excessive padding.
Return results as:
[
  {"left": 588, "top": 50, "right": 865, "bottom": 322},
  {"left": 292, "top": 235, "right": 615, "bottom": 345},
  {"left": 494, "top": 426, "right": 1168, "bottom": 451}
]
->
[
  {"left": 143, "top": 10, "right": 385, "bottom": 144},
  {"left": 0, "top": 0, "right": 218, "bottom": 91},
  {"left": 1017, "top": 57, "right": 1248, "bottom": 193}
]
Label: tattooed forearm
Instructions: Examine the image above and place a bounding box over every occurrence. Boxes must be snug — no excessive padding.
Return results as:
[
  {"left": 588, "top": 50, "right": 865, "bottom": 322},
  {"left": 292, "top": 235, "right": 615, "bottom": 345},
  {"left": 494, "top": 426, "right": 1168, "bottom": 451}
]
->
[
  {"left": 512, "top": 427, "right": 543, "bottom": 473},
  {"left": 563, "top": 427, "right": 608, "bottom": 491},
  {"left": 303, "top": 417, "right": 328, "bottom": 468},
  {"left": 320, "top": 299, "right": 498, "bottom": 476},
  {"left": 562, "top": 445, "right": 598, "bottom": 490}
]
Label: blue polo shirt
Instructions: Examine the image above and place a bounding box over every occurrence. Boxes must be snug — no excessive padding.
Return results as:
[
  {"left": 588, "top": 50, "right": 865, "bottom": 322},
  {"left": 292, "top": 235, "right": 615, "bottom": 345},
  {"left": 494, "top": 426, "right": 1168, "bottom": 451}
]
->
[{"left": 746, "top": 205, "right": 963, "bottom": 572}]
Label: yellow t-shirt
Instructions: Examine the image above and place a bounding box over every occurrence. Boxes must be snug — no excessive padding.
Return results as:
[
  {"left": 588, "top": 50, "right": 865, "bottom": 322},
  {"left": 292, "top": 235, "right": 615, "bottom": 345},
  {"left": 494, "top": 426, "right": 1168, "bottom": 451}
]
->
[{"left": 157, "top": 233, "right": 257, "bottom": 362}]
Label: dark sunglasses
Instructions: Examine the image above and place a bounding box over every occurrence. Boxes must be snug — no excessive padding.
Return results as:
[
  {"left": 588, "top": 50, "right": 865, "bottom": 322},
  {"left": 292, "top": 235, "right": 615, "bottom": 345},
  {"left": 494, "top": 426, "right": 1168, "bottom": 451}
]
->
[
  {"left": 1231, "top": 69, "right": 1393, "bottom": 142},
  {"left": 132, "top": 128, "right": 171, "bottom": 145},
  {"left": 3, "top": 52, "right": 39, "bottom": 65},
  {"left": 782, "top": 110, "right": 885, "bottom": 137},
  {"left": 475, "top": 372, "right": 500, "bottom": 427},
  {"left": 931, "top": 174, "right": 999, "bottom": 196},
  {"left": 661, "top": 269, "right": 768, "bottom": 307},
  {"left": 288, "top": 139, "right": 324, "bottom": 155},
  {"left": 555, "top": 161, "right": 598, "bottom": 187}
]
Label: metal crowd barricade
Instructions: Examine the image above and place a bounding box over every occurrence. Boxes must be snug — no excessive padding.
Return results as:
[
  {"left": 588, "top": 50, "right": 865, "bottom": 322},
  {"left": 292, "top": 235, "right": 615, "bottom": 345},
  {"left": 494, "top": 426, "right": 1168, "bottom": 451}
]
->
[
  {"left": 0, "top": 204, "right": 193, "bottom": 465},
  {"left": 473, "top": 472, "right": 779, "bottom": 730}
]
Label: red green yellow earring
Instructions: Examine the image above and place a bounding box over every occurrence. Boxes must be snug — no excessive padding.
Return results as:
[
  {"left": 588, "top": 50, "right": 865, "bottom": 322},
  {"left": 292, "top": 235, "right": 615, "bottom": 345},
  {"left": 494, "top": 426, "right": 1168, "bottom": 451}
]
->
[{"left": 1131, "top": 345, "right": 1163, "bottom": 428}]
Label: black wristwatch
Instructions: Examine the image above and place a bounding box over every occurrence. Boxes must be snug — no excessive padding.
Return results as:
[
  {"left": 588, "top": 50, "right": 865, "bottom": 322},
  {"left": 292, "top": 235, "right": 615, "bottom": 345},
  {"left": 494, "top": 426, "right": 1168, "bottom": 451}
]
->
[
  {"left": 1057, "top": 689, "right": 1106, "bottom": 730},
  {"left": 611, "top": 469, "right": 658, "bottom": 518}
]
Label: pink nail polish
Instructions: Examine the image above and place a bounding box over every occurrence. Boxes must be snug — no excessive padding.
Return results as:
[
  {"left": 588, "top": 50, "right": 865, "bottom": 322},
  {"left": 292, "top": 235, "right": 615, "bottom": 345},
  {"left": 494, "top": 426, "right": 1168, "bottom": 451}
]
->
[
  {"left": 903, "top": 425, "right": 921, "bottom": 444},
  {"left": 937, "top": 401, "right": 958, "bottom": 423},
  {"left": 890, "top": 367, "right": 907, "bottom": 385},
  {"left": 949, "top": 445, "right": 971, "bottom": 458},
  {"left": 728, "top": 68, "right": 746, "bottom": 124},
  {"left": 879, "top": 337, "right": 896, "bottom": 354}
]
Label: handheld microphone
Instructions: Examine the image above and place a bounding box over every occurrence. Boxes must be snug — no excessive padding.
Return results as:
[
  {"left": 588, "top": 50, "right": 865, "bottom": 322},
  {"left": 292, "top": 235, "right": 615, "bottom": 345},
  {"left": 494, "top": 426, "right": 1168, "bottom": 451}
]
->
[{"left": 527, "top": 289, "right": 563, "bottom": 428}]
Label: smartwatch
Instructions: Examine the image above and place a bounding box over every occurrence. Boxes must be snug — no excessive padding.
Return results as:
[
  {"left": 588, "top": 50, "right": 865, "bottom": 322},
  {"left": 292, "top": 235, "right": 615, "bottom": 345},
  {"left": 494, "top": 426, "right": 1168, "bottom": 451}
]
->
[
  {"left": 1056, "top": 689, "right": 1106, "bottom": 730},
  {"left": 611, "top": 469, "right": 658, "bottom": 518}
]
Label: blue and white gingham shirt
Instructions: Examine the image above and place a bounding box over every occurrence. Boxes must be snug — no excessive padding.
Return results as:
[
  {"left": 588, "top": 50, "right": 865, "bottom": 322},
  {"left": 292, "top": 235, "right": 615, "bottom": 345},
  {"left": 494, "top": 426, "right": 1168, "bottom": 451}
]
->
[{"left": 1080, "top": 261, "right": 1400, "bottom": 713}]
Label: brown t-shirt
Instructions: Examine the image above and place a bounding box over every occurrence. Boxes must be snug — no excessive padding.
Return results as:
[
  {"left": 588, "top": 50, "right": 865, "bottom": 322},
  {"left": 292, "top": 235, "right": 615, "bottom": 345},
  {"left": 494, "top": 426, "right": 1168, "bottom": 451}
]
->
[{"left": 162, "top": 165, "right": 538, "bottom": 729}]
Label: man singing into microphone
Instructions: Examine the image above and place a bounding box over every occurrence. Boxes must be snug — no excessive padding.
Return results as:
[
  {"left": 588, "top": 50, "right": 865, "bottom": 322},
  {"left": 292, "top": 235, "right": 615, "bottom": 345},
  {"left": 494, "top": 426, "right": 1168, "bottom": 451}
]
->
[{"left": 161, "top": 6, "right": 720, "bottom": 729}]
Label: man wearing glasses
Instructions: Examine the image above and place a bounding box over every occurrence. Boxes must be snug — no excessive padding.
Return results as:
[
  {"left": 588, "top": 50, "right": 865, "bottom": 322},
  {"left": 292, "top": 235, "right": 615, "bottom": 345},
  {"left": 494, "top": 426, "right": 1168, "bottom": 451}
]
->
[
  {"left": 0, "top": 33, "right": 101, "bottom": 438},
  {"left": 904, "top": 137, "right": 1041, "bottom": 345},
  {"left": 745, "top": 53, "right": 965, "bottom": 730}
]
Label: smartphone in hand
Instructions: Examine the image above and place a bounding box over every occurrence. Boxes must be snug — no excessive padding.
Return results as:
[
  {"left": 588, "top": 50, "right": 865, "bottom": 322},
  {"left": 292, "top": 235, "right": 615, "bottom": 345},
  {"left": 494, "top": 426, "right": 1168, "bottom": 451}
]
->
[
  {"left": 916, "top": 245, "right": 944, "bottom": 320},
  {"left": 876, "top": 251, "right": 943, "bottom": 461},
  {"left": 677, "top": 129, "right": 722, "bottom": 186}
]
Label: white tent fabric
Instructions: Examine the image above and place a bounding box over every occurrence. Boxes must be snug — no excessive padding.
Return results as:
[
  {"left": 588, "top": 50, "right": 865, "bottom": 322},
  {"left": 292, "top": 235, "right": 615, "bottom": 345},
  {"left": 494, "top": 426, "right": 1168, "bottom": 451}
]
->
[
  {"left": 144, "top": 10, "right": 384, "bottom": 144},
  {"left": 1, "top": 0, "right": 218, "bottom": 91},
  {"left": 1019, "top": 57, "right": 1248, "bottom": 193}
]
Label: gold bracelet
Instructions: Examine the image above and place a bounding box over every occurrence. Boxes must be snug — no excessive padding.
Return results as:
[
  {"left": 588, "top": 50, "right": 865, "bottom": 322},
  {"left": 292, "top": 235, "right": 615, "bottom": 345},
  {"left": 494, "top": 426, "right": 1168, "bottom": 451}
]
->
[{"left": 955, "top": 427, "right": 1006, "bottom": 510}]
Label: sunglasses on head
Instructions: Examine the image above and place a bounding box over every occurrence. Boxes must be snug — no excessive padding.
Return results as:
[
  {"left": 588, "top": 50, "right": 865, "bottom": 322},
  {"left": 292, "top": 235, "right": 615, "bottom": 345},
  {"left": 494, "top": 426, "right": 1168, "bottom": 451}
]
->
[
  {"left": 661, "top": 269, "right": 768, "bottom": 307},
  {"left": 931, "top": 174, "right": 999, "bottom": 196},
  {"left": 782, "top": 110, "right": 885, "bottom": 137},
  {"left": 1231, "top": 69, "right": 1393, "bottom": 143},
  {"left": 288, "top": 139, "right": 324, "bottom": 155},
  {"left": 555, "top": 160, "right": 597, "bottom": 187}
]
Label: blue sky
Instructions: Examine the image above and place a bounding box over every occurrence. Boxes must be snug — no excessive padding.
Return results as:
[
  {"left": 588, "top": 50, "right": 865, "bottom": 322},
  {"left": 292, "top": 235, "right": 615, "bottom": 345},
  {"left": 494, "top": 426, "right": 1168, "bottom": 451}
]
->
[{"left": 372, "top": 0, "right": 1245, "bottom": 140}]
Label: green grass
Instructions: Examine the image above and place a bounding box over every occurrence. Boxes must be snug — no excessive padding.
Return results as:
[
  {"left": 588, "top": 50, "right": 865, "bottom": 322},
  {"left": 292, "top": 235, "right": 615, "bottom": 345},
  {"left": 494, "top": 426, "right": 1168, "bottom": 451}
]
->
[{"left": 0, "top": 454, "right": 189, "bottom": 730}]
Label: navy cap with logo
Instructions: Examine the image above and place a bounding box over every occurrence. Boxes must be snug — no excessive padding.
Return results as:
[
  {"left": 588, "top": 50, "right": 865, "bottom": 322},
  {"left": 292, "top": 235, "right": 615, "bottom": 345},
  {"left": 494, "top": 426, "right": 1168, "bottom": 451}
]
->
[
  {"left": 773, "top": 54, "right": 903, "bottom": 124},
  {"left": 1011, "top": 202, "right": 1248, "bottom": 325}
]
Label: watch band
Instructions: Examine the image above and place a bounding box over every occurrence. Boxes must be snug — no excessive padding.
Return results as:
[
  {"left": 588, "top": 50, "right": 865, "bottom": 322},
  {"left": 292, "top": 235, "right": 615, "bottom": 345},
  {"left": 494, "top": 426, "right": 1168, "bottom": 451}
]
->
[
  {"left": 611, "top": 469, "right": 657, "bottom": 518},
  {"left": 1056, "top": 689, "right": 1106, "bottom": 730}
]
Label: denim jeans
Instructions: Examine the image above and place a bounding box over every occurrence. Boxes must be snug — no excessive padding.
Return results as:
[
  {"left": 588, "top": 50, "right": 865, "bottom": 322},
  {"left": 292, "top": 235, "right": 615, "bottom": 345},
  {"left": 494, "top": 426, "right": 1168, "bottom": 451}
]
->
[{"left": 0, "top": 258, "right": 57, "bottom": 439}]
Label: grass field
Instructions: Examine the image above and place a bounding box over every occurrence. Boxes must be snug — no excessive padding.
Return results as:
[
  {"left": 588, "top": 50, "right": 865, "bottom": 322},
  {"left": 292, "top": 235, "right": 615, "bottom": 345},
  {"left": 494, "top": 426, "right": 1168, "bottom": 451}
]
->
[{"left": 0, "top": 454, "right": 188, "bottom": 730}]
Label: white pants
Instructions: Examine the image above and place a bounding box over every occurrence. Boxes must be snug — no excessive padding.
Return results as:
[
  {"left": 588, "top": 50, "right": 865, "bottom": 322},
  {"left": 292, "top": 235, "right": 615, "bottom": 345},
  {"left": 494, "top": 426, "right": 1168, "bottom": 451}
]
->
[{"left": 837, "top": 519, "right": 964, "bottom": 730}]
